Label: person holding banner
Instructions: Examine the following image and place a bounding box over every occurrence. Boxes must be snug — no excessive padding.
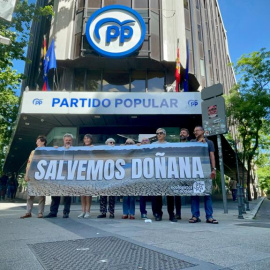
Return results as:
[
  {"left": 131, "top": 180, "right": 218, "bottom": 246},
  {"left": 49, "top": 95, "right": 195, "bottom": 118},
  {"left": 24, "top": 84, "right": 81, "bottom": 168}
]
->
[
  {"left": 97, "top": 138, "right": 116, "bottom": 219},
  {"left": 20, "top": 135, "right": 47, "bottom": 219},
  {"left": 152, "top": 128, "right": 177, "bottom": 222},
  {"left": 139, "top": 137, "right": 151, "bottom": 219},
  {"left": 44, "top": 133, "right": 73, "bottom": 219},
  {"left": 78, "top": 134, "right": 94, "bottom": 219},
  {"left": 189, "top": 126, "right": 218, "bottom": 224},
  {"left": 122, "top": 138, "right": 136, "bottom": 220}
]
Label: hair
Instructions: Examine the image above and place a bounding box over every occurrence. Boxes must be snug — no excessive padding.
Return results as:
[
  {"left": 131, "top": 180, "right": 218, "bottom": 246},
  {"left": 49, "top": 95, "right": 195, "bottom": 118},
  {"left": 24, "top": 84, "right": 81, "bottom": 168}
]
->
[
  {"left": 37, "top": 135, "right": 47, "bottom": 146},
  {"left": 156, "top": 128, "right": 166, "bottom": 135},
  {"left": 194, "top": 126, "right": 204, "bottom": 131},
  {"left": 105, "top": 138, "right": 115, "bottom": 145},
  {"left": 180, "top": 128, "right": 189, "bottom": 135},
  {"left": 63, "top": 133, "right": 74, "bottom": 139},
  {"left": 83, "top": 134, "right": 93, "bottom": 146},
  {"left": 125, "top": 138, "right": 135, "bottom": 145}
]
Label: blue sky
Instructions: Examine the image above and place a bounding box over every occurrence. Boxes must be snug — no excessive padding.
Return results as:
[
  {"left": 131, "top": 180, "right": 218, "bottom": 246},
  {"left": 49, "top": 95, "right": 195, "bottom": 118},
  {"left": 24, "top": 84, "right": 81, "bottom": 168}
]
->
[
  {"left": 13, "top": 0, "right": 270, "bottom": 89},
  {"left": 218, "top": 0, "right": 270, "bottom": 65}
]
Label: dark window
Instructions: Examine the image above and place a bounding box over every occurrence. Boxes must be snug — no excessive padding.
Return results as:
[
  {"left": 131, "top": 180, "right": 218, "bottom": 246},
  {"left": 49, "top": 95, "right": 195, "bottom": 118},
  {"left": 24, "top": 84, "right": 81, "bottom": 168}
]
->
[
  {"left": 184, "top": 0, "right": 189, "bottom": 9},
  {"left": 86, "top": 70, "right": 101, "bottom": 91},
  {"left": 74, "top": 33, "right": 82, "bottom": 58},
  {"left": 77, "top": 0, "right": 85, "bottom": 9},
  {"left": 103, "top": 71, "right": 130, "bottom": 92},
  {"left": 147, "top": 71, "right": 165, "bottom": 92},
  {"left": 74, "top": 69, "right": 86, "bottom": 91},
  {"left": 131, "top": 71, "right": 146, "bottom": 92},
  {"left": 197, "top": 24, "right": 202, "bottom": 41},
  {"left": 208, "top": 49, "right": 212, "bottom": 63}
]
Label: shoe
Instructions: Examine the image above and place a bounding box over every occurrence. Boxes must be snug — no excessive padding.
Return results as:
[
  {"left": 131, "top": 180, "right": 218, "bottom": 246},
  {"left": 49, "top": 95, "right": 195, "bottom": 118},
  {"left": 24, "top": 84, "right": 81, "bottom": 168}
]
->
[
  {"left": 44, "top": 213, "right": 57, "bottom": 218},
  {"left": 169, "top": 216, "right": 178, "bottom": 222},
  {"left": 122, "top": 215, "right": 128, "bottom": 219},
  {"left": 155, "top": 215, "right": 162, "bottom": 221},
  {"left": 206, "top": 218, "right": 218, "bottom": 224},
  {"left": 37, "top": 213, "right": 43, "bottom": 218},
  {"left": 63, "top": 213, "right": 69, "bottom": 218},
  {"left": 141, "top": 214, "right": 147, "bottom": 219},
  {"left": 130, "top": 215, "right": 135, "bottom": 220},
  {"left": 78, "top": 212, "right": 85, "bottom": 218},
  {"left": 84, "top": 212, "right": 90, "bottom": 219},
  {"left": 20, "top": 213, "right": 32, "bottom": 219},
  {"left": 97, "top": 214, "right": 106, "bottom": 218},
  {"left": 175, "top": 214, "right": 181, "bottom": 220},
  {"left": 109, "top": 214, "right": 114, "bottom": 219}
]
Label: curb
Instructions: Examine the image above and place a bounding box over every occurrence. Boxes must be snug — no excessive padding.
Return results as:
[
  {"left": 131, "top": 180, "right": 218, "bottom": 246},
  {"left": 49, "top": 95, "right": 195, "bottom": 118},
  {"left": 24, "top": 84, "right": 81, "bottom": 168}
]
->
[{"left": 244, "top": 196, "right": 265, "bottom": 220}]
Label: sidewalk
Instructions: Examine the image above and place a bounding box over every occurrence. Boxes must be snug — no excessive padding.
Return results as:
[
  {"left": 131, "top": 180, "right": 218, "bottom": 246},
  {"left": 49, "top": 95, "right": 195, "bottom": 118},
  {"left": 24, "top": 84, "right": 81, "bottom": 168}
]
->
[{"left": 0, "top": 197, "right": 269, "bottom": 270}]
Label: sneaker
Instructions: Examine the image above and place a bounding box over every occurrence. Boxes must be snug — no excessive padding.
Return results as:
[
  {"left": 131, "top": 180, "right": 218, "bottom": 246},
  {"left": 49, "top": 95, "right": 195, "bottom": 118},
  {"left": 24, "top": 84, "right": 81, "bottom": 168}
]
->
[
  {"left": 44, "top": 213, "right": 57, "bottom": 218},
  {"left": 175, "top": 214, "right": 181, "bottom": 220},
  {"left": 130, "top": 215, "right": 135, "bottom": 220},
  {"left": 141, "top": 214, "right": 147, "bottom": 219},
  {"left": 84, "top": 212, "right": 90, "bottom": 219},
  {"left": 78, "top": 212, "right": 85, "bottom": 218},
  {"left": 63, "top": 213, "right": 69, "bottom": 218},
  {"left": 169, "top": 216, "right": 178, "bottom": 222},
  {"left": 109, "top": 214, "right": 115, "bottom": 219}
]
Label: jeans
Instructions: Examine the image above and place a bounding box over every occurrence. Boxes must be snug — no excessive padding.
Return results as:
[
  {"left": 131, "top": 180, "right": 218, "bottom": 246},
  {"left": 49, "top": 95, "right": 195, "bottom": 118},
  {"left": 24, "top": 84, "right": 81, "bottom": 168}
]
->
[
  {"left": 123, "top": 196, "right": 135, "bottom": 215},
  {"left": 175, "top": 196, "right": 182, "bottom": 216},
  {"left": 151, "top": 196, "right": 163, "bottom": 217},
  {"left": 140, "top": 196, "right": 148, "bottom": 215},
  {"left": 50, "top": 196, "right": 71, "bottom": 215},
  {"left": 191, "top": 195, "right": 213, "bottom": 219}
]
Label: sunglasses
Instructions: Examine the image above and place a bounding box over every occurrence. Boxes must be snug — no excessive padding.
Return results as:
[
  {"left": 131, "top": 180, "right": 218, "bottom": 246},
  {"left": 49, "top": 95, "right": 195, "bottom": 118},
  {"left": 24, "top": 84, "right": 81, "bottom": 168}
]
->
[
  {"left": 125, "top": 142, "right": 134, "bottom": 145},
  {"left": 156, "top": 132, "right": 164, "bottom": 135},
  {"left": 108, "top": 141, "right": 115, "bottom": 144}
]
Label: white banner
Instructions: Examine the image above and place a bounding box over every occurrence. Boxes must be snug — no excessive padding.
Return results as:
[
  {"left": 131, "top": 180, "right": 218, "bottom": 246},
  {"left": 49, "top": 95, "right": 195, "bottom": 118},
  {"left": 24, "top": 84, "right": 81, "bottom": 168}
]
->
[
  {"left": 0, "top": 0, "right": 16, "bottom": 21},
  {"left": 21, "top": 91, "right": 201, "bottom": 115}
]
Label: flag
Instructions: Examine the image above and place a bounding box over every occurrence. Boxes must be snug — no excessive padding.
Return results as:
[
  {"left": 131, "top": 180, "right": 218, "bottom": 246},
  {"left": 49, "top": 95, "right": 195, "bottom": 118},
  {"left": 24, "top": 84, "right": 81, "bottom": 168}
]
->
[
  {"left": 175, "top": 47, "right": 180, "bottom": 92},
  {"left": 183, "top": 41, "right": 189, "bottom": 92},
  {"left": 42, "top": 39, "right": 57, "bottom": 91}
]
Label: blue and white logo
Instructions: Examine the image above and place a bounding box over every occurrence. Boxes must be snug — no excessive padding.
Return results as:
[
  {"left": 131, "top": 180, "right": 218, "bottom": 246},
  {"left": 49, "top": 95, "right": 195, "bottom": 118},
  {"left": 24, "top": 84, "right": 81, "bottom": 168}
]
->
[
  {"left": 188, "top": 100, "right": 198, "bottom": 107},
  {"left": 32, "top": 98, "right": 43, "bottom": 105},
  {"left": 85, "top": 5, "right": 146, "bottom": 58}
]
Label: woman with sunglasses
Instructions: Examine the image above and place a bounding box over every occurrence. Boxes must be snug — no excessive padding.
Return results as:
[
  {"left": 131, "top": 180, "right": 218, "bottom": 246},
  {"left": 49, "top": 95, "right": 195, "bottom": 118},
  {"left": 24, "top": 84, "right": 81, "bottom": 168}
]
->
[
  {"left": 78, "top": 134, "right": 94, "bottom": 219},
  {"left": 97, "top": 138, "right": 116, "bottom": 218}
]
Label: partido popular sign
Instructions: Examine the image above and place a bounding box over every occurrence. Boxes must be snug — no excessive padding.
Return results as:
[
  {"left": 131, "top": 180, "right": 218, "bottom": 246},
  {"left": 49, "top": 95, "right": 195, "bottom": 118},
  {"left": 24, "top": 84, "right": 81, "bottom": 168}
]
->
[{"left": 28, "top": 143, "right": 212, "bottom": 196}]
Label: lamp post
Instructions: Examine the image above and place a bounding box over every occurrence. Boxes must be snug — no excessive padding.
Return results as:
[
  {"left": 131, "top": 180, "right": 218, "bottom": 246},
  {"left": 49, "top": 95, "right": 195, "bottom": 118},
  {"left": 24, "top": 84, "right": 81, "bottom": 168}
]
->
[{"left": 234, "top": 139, "right": 244, "bottom": 219}]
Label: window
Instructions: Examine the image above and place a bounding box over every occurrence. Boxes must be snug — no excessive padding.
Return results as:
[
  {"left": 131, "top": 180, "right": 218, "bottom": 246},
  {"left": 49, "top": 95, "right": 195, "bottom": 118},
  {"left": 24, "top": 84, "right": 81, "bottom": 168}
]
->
[
  {"left": 208, "top": 49, "right": 212, "bottom": 63},
  {"left": 197, "top": 24, "right": 202, "bottom": 41},
  {"left": 147, "top": 71, "right": 165, "bottom": 92},
  {"left": 103, "top": 71, "right": 130, "bottom": 92},
  {"left": 184, "top": 0, "right": 189, "bottom": 9},
  {"left": 200, "top": 59, "right": 205, "bottom": 77},
  {"left": 74, "top": 69, "right": 86, "bottom": 91},
  {"left": 196, "top": 0, "right": 200, "bottom": 9},
  {"left": 87, "top": 0, "right": 101, "bottom": 8},
  {"left": 86, "top": 71, "right": 101, "bottom": 91},
  {"left": 104, "top": 0, "right": 131, "bottom": 7},
  {"left": 134, "top": 0, "right": 148, "bottom": 8},
  {"left": 131, "top": 71, "right": 146, "bottom": 92}
]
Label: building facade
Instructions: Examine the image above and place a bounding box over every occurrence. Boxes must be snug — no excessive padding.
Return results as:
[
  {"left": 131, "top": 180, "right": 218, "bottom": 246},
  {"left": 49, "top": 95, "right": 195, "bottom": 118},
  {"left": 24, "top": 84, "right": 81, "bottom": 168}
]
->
[{"left": 4, "top": 0, "right": 237, "bottom": 175}]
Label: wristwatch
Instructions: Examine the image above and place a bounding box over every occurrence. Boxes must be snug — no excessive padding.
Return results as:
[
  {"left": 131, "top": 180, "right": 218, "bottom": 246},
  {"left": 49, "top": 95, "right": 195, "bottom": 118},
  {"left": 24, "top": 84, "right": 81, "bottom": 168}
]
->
[{"left": 211, "top": 168, "right": 216, "bottom": 171}]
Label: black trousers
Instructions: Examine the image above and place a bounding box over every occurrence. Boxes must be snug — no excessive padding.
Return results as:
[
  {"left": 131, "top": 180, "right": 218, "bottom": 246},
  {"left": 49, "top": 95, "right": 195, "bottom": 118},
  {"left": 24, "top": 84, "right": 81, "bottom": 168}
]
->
[
  {"left": 50, "top": 196, "right": 71, "bottom": 215},
  {"left": 152, "top": 196, "right": 175, "bottom": 218}
]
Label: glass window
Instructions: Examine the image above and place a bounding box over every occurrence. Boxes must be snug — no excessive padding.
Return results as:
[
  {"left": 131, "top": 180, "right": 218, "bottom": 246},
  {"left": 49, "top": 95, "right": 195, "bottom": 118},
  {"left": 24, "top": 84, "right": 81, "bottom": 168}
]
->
[
  {"left": 134, "top": 0, "right": 148, "bottom": 8},
  {"left": 147, "top": 71, "right": 164, "bottom": 92},
  {"left": 103, "top": 71, "right": 130, "bottom": 92},
  {"left": 131, "top": 71, "right": 146, "bottom": 92},
  {"left": 86, "top": 70, "right": 101, "bottom": 91},
  {"left": 184, "top": 0, "right": 189, "bottom": 9},
  {"left": 104, "top": 0, "right": 131, "bottom": 7},
  {"left": 74, "top": 69, "right": 85, "bottom": 91},
  {"left": 200, "top": 59, "right": 205, "bottom": 77},
  {"left": 87, "top": 0, "right": 101, "bottom": 8},
  {"left": 77, "top": 0, "right": 85, "bottom": 9},
  {"left": 197, "top": 24, "right": 202, "bottom": 41},
  {"left": 196, "top": 0, "right": 200, "bottom": 9}
]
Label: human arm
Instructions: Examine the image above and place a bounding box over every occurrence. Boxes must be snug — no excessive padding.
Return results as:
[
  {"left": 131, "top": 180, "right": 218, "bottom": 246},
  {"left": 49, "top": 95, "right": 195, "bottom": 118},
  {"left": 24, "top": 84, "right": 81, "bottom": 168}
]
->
[
  {"left": 209, "top": 151, "right": 216, "bottom": 179},
  {"left": 24, "top": 150, "right": 35, "bottom": 181}
]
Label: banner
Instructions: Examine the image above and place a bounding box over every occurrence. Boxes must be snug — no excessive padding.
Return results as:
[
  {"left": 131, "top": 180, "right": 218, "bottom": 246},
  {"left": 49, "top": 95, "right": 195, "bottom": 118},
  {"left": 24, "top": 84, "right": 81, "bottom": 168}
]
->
[{"left": 28, "top": 143, "right": 212, "bottom": 196}]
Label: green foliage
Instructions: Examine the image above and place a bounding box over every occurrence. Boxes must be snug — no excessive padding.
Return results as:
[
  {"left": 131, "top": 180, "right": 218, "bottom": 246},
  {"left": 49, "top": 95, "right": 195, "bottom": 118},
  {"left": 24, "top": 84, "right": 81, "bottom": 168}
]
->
[
  {"left": 226, "top": 48, "right": 270, "bottom": 198},
  {"left": 256, "top": 153, "right": 270, "bottom": 194},
  {"left": 0, "top": 1, "right": 53, "bottom": 173}
]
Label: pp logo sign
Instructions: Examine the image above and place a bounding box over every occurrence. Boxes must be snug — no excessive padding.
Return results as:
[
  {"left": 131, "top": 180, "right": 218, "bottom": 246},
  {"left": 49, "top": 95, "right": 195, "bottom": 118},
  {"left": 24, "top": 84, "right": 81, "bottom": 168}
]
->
[{"left": 86, "top": 5, "right": 146, "bottom": 58}]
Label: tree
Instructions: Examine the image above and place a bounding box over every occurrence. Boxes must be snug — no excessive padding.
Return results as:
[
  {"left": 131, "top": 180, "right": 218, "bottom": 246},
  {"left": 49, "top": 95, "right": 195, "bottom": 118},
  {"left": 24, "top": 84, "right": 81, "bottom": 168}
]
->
[
  {"left": 256, "top": 153, "right": 270, "bottom": 195},
  {"left": 0, "top": 1, "right": 53, "bottom": 173},
  {"left": 226, "top": 48, "right": 270, "bottom": 200}
]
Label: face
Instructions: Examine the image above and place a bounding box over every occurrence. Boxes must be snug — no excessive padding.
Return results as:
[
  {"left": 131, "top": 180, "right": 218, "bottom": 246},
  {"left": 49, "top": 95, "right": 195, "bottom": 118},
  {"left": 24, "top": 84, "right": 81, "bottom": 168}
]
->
[
  {"left": 83, "top": 136, "right": 92, "bottom": 146},
  {"left": 141, "top": 138, "right": 150, "bottom": 144},
  {"left": 180, "top": 130, "right": 189, "bottom": 140},
  {"left": 193, "top": 127, "right": 204, "bottom": 138},
  {"left": 125, "top": 140, "right": 135, "bottom": 145},
  {"left": 107, "top": 141, "right": 115, "bottom": 146},
  {"left": 36, "top": 139, "right": 45, "bottom": 147},
  {"left": 208, "top": 105, "right": 217, "bottom": 118},
  {"left": 156, "top": 129, "right": 166, "bottom": 141},
  {"left": 63, "top": 136, "right": 73, "bottom": 147}
]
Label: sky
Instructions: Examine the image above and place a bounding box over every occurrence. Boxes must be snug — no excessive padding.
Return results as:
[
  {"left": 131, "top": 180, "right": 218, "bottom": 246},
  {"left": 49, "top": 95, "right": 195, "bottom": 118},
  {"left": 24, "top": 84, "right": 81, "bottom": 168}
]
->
[
  {"left": 218, "top": 0, "right": 270, "bottom": 64},
  {"left": 12, "top": 0, "right": 270, "bottom": 90}
]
